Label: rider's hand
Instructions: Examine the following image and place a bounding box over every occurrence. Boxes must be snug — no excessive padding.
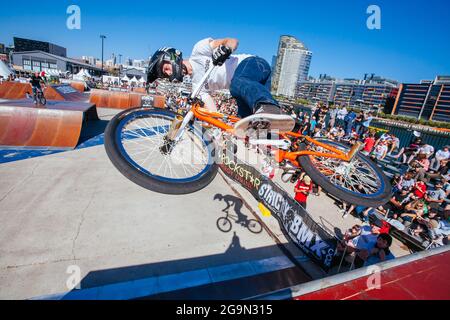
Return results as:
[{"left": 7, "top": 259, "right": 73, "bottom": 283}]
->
[{"left": 212, "top": 45, "right": 232, "bottom": 66}]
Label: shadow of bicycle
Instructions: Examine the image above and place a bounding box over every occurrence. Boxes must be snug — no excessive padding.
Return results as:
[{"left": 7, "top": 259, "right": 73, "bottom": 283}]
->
[{"left": 213, "top": 193, "right": 263, "bottom": 234}]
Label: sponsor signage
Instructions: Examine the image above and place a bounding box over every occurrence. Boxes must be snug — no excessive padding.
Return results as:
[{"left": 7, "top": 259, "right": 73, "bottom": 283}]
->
[{"left": 219, "top": 152, "right": 337, "bottom": 271}]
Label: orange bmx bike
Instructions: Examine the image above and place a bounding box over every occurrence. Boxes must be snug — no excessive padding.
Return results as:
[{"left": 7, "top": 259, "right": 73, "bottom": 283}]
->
[{"left": 104, "top": 67, "right": 391, "bottom": 207}]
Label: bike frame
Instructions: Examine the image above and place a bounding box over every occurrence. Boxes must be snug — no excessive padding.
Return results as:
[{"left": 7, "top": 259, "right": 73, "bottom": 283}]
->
[
  {"left": 168, "top": 65, "right": 361, "bottom": 166},
  {"left": 188, "top": 102, "right": 360, "bottom": 166}
]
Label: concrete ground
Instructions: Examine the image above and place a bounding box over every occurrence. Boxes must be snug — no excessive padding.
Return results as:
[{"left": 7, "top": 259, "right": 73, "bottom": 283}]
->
[
  {"left": 0, "top": 108, "right": 313, "bottom": 299},
  {"left": 0, "top": 106, "right": 409, "bottom": 299}
]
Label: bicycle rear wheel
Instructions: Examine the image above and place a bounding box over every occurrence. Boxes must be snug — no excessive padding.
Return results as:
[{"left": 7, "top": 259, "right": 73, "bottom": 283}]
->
[
  {"left": 39, "top": 95, "right": 46, "bottom": 106},
  {"left": 104, "top": 107, "right": 218, "bottom": 194},
  {"left": 297, "top": 139, "right": 391, "bottom": 207},
  {"left": 216, "top": 217, "right": 232, "bottom": 232}
]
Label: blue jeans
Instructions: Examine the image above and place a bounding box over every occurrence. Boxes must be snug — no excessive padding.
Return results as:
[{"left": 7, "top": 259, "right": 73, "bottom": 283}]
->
[{"left": 230, "top": 56, "right": 278, "bottom": 118}]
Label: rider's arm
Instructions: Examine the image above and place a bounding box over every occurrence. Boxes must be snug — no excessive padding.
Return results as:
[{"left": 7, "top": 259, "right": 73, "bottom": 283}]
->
[{"left": 210, "top": 38, "right": 239, "bottom": 52}]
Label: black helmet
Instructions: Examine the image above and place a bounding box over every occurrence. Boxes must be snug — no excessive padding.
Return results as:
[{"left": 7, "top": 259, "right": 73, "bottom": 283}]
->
[{"left": 147, "top": 47, "right": 184, "bottom": 83}]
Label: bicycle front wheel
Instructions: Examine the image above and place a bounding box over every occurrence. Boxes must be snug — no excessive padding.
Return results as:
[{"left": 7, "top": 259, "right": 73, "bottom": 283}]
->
[
  {"left": 104, "top": 107, "right": 218, "bottom": 194},
  {"left": 297, "top": 139, "right": 391, "bottom": 207}
]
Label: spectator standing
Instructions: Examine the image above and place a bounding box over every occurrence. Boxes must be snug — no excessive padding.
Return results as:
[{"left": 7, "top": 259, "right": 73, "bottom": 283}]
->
[
  {"left": 328, "top": 107, "right": 337, "bottom": 129},
  {"left": 362, "top": 133, "right": 376, "bottom": 156},
  {"left": 336, "top": 106, "right": 347, "bottom": 128},
  {"left": 430, "top": 146, "right": 449, "bottom": 172},
  {"left": 294, "top": 175, "right": 313, "bottom": 209},
  {"left": 360, "top": 112, "right": 373, "bottom": 136},
  {"left": 344, "top": 110, "right": 357, "bottom": 138}
]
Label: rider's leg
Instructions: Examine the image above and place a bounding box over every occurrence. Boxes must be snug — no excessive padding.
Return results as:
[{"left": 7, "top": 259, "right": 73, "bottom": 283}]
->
[
  {"left": 234, "top": 96, "right": 252, "bottom": 118},
  {"left": 32, "top": 86, "right": 37, "bottom": 104},
  {"left": 231, "top": 57, "right": 294, "bottom": 135}
]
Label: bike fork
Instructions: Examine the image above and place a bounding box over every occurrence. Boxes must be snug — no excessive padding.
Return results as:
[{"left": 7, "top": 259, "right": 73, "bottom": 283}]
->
[{"left": 160, "top": 111, "right": 194, "bottom": 154}]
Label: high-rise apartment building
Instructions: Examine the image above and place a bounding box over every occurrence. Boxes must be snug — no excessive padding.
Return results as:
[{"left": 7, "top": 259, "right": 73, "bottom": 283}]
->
[{"left": 272, "top": 35, "right": 312, "bottom": 97}]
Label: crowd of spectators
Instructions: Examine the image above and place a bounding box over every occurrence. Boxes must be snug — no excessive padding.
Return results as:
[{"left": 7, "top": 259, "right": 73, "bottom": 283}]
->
[
  {"left": 159, "top": 89, "right": 449, "bottom": 256},
  {"left": 294, "top": 103, "right": 450, "bottom": 253}
]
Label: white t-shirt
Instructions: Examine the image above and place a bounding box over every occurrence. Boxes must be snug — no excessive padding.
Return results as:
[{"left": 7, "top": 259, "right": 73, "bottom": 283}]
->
[
  {"left": 436, "top": 149, "right": 450, "bottom": 160},
  {"left": 374, "top": 144, "right": 388, "bottom": 159},
  {"left": 336, "top": 107, "right": 347, "bottom": 120},
  {"left": 418, "top": 144, "right": 434, "bottom": 156},
  {"left": 188, "top": 38, "right": 253, "bottom": 109}
]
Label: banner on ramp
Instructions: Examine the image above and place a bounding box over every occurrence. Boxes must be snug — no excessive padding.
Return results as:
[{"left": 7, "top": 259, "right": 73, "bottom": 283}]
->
[{"left": 219, "top": 152, "right": 337, "bottom": 271}]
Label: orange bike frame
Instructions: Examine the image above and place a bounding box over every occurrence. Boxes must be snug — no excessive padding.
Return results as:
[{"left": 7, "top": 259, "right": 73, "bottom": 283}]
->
[{"left": 190, "top": 103, "right": 354, "bottom": 165}]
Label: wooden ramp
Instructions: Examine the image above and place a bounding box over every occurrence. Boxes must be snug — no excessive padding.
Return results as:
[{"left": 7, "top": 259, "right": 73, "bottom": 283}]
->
[
  {"left": 0, "top": 99, "right": 98, "bottom": 149},
  {"left": 89, "top": 89, "right": 165, "bottom": 109}
]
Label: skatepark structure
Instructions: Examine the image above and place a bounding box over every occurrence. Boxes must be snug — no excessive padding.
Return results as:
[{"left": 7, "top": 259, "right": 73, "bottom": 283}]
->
[
  {"left": 0, "top": 99, "right": 98, "bottom": 148},
  {"left": 0, "top": 81, "right": 166, "bottom": 149},
  {"left": 249, "top": 246, "right": 450, "bottom": 300},
  {"left": 89, "top": 89, "right": 165, "bottom": 109},
  {"left": 0, "top": 81, "right": 88, "bottom": 102}
]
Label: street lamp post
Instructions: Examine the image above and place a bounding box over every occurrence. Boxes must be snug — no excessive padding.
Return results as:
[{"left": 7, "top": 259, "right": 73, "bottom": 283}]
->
[{"left": 100, "top": 35, "right": 106, "bottom": 82}]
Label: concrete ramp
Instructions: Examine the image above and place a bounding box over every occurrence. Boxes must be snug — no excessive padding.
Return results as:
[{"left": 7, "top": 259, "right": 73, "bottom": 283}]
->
[
  {"left": 89, "top": 89, "right": 165, "bottom": 109},
  {"left": 0, "top": 99, "right": 98, "bottom": 148}
]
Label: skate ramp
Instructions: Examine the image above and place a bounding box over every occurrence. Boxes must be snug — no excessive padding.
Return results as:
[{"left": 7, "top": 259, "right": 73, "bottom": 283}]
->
[
  {"left": 0, "top": 99, "right": 98, "bottom": 148},
  {"left": 46, "top": 84, "right": 88, "bottom": 102},
  {"left": 69, "top": 81, "right": 86, "bottom": 92},
  {"left": 0, "top": 82, "right": 32, "bottom": 99},
  {"left": 89, "top": 89, "right": 165, "bottom": 109},
  {"left": 0, "top": 82, "right": 87, "bottom": 102}
]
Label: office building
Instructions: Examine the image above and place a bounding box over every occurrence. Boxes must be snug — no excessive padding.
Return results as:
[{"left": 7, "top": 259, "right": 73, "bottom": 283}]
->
[
  {"left": 13, "top": 37, "right": 67, "bottom": 57},
  {"left": 296, "top": 74, "right": 398, "bottom": 108},
  {"left": 392, "top": 75, "right": 450, "bottom": 122}
]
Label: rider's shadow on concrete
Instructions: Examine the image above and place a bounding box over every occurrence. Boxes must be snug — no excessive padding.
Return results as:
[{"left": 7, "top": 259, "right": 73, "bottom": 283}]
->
[
  {"left": 214, "top": 193, "right": 263, "bottom": 234},
  {"left": 214, "top": 194, "right": 248, "bottom": 222}
]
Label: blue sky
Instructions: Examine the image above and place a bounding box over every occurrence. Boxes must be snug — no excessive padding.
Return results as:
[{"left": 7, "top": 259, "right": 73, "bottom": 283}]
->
[{"left": 0, "top": 0, "right": 448, "bottom": 83}]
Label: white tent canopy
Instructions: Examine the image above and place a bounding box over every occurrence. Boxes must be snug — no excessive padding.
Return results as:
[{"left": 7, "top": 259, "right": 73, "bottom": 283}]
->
[
  {"left": 0, "top": 60, "right": 13, "bottom": 78},
  {"left": 73, "top": 69, "right": 86, "bottom": 80},
  {"left": 138, "top": 77, "right": 145, "bottom": 83},
  {"left": 121, "top": 75, "right": 130, "bottom": 82},
  {"left": 83, "top": 69, "right": 92, "bottom": 78},
  {"left": 130, "top": 76, "right": 138, "bottom": 83}
]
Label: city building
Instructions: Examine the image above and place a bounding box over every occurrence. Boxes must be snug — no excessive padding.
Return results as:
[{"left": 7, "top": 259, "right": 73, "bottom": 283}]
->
[
  {"left": 132, "top": 59, "right": 146, "bottom": 68},
  {"left": 296, "top": 76, "right": 335, "bottom": 104},
  {"left": 296, "top": 74, "right": 398, "bottom": 109},
  {"left": 13, "top": 37, "right": 66, "bottom": 57},
  {"left": 11, "top": 51, "right": 103, "bottom": 76},
  {"left": 392, "top": 75, "right": 450, "bottom": 122},
  {"left": 272, "top": 35, "right": 312, "bottom": 97},
  {"left": 81, "top": 56, "right": 97, "bottom": 66}
]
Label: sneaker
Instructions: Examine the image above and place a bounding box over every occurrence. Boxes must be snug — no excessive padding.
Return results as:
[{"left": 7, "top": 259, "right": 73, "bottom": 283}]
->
[
  {"left": 233, "top": 104, "right": 295, "bottom": 138},
  {"left": 342, "top": 211, "right": 349, "bottom": 218}
]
